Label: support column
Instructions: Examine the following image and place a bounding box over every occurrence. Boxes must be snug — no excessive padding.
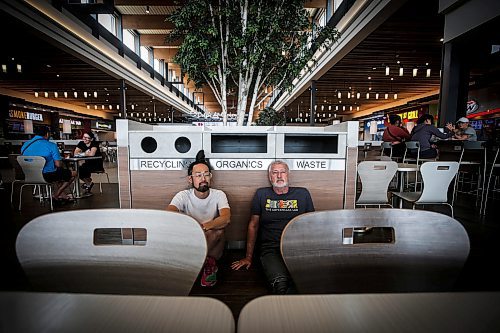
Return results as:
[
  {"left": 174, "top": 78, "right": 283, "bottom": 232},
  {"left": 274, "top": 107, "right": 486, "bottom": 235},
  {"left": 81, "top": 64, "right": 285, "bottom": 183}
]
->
[
  {"left": 438, "top": 41, "right": 469, "bottom": 126},
  {"left": 119, "top": 79, "right": 127, "bottom": 119},
  {"left": 310, "top": 80, "right": 316, "bottom": 126}
]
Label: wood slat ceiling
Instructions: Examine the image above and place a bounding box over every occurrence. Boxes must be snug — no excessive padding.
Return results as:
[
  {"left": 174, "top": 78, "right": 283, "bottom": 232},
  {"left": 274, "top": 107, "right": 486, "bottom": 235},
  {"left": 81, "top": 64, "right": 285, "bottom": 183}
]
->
[{"left": 0, "top": 0, "right": 449, "bottom": 123}]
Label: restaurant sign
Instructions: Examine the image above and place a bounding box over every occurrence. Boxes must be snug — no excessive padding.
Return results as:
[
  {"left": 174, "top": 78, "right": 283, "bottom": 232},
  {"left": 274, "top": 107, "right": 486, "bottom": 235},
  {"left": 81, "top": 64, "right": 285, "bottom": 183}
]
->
[
  {"left": 396, "top": 110, "right": 419, "bottom": 120},
  {"left": 130, "top": 158, "right": 344, "bottom": 171},
  {"left": 95, "top": 121, "right": 112, "bottom": 130},
  {"left": 59, "top": 118, "right": 82, "bottom": 126},
  {"left": 9, "top": 110, "right": 44, "bottom": 121}
]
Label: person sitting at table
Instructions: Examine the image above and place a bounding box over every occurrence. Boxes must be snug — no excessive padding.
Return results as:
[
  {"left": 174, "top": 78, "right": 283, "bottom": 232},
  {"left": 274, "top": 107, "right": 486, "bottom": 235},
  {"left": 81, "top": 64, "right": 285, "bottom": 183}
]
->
[
  {"left": 74, "top": 131, "right": 103, "bottom": 194},
  {"left": 382, "top": 114, "right": 411, "bottom": 157},
  {"left": 410, "top": 114, "right": 454, "bottom": 159},
  {"left": 21, "top": 126, "right": 76, "bottom": 202},
  {"left": 453, "top": 117, "right": 477, "bottom": 141},
  {"left": 231, "top": 160, "right": 315, "bottom": 294},
  {"left": 167, "top": 150, "right": 231, "bottom": 287}
]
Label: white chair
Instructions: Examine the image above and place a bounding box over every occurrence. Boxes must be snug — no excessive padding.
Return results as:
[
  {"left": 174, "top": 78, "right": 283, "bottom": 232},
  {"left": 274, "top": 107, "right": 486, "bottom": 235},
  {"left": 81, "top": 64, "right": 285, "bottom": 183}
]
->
[
  {"left": 356, "top": 161, "right": 398, "bottom": 208},
  {"left": 281, "top": 209, "right": 470, "bottom": 294},
  {"left": 15, "top": 209, "right": 207, "bottom": 296},
  {"left": 16, "top": 156, "right": 55, "bottom": 211},
  {"left": 392, "top": 161, "right": 459, "bottom": 217},
  {"left": 481, "top": 146, "right": 500, "bottom": 215}
]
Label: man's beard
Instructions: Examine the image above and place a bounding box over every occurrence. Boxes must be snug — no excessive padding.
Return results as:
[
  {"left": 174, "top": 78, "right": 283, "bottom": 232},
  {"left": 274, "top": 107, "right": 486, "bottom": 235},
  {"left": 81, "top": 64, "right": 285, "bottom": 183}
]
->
[
  {"left": 272, "top": 180, "right": 288, "bottom": 188},
  {"left": 195, "top": 183, "right": 210, "bottom": 192}
]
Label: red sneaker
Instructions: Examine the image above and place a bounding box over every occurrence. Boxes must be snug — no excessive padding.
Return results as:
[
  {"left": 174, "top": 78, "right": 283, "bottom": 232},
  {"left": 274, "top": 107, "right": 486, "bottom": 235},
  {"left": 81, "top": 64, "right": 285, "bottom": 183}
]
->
[{"left": 200, "top": 256, "right": 218, "bottom": 287}]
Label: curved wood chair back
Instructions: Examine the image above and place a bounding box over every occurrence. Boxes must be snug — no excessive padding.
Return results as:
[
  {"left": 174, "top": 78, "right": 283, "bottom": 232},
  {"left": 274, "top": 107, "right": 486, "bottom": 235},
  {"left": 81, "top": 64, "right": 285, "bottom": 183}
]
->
[
  {"left": 356, "top": 161, "right": 398, "bottom": 207},
  {"left": 418, "top": 161, "right": 459, "bottom": 203},
  {"left": 16, "top": 209, "right": 207, "bottom": 296},
  {"left": 281, "top": 209, "right": 470, "bottom": 294}
]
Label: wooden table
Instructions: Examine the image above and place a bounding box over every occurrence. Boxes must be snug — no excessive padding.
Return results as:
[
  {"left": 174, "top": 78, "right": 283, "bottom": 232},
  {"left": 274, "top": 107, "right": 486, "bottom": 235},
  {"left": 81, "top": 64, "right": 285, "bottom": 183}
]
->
[
  {"left": 0, "top": 292, "right": 235, "bottom": 333},
  {"left": 64, "top": 156, "right": 102, "bottom": 198},
  {"left": 238, "top": 292, "right": 500, "bottom": 333}
]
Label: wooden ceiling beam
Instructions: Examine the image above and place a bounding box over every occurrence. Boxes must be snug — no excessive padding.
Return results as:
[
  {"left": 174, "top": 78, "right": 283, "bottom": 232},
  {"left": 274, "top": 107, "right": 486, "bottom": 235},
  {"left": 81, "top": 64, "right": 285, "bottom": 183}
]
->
[
  {"left": 140, "top": 34, "right": 181, "bottom": 47},
  {"left": 304, "top": 0, "right": 327, "bottom": 8},
  {"left": 122, "top": 15, "right": 174, "bottom": 29},
  {"left": 153, "top": 48, "right": 178, "bottom": 62},
  {"left": 115, "top": 0, "right": 185, "bottom": 5}
]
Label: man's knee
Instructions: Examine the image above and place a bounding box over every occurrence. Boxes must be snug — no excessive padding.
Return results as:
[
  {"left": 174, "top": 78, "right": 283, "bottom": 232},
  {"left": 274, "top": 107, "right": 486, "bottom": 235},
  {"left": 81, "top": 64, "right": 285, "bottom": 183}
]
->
[{"left": 205, "top": 229, "right": 224, "bottom": 242}]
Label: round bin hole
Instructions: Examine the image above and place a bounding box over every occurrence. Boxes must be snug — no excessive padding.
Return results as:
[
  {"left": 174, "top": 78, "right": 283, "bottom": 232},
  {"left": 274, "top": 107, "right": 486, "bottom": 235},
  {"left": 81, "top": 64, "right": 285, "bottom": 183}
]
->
[
  {"left": 175, "top": 137, "right": 191, "bottom": 153},
  {"left": 141, "top": 136, "right": 157, "bottom": 153}
]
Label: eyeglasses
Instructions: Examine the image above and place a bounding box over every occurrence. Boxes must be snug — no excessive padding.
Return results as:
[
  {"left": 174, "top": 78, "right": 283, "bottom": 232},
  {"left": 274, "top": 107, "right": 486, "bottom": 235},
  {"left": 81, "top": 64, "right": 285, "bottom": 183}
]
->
[{"left": 192, "top": 172, "right": 212, "bottom": 179}]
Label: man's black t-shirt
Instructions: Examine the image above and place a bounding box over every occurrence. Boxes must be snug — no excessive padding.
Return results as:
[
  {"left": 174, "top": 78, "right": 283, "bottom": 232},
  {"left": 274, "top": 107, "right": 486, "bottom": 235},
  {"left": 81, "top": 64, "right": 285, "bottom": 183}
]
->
[{"left": 251, "top": 187, "right": 315, "bottom": 248}]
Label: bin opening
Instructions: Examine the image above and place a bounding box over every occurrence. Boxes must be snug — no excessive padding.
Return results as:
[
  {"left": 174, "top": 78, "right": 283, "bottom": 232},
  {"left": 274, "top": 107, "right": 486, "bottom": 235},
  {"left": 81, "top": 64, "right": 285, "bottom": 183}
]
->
[
  {"left": 284, "top": 135, "right": 338, "bottom": 154},
  {"left": 211, "top": 134, "right": 267, "bottom": 153}
]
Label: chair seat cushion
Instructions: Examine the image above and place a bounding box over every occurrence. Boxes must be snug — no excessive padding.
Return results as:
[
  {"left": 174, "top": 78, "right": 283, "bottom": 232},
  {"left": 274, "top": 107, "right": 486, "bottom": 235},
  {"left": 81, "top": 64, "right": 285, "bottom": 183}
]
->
[{"left": 392, "top": 191, "right": 421, "bottom": 203}]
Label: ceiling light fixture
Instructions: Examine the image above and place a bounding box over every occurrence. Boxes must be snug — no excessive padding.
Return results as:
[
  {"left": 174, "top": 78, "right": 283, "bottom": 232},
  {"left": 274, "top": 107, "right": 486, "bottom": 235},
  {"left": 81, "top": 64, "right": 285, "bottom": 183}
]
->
[
  {"left": 94, "top": 91, "right": 98, "bottom": 98},
  {"left": 1, "top": 64, "right": 6, "bottom": 73},
  {"left": 84, "top": 91, "right": 88, "bottom": 98},
  {"left": 34, "top": 92, "right": 39, "bottom": 98},
  {"left": 54, "top": 92, "right": 58, "bottom": 98},
  {"left": 44, "top": 92, "right": 48, "bottom": 98},
  {"left": 366, "top": 92, "right": 369, "bottom": 99},
  {"left": 73, "top": 91, "right": 78, "bottom": 98},
  {"left": 145, "top": 5, "right": 150, "bottom": 14},
  {"left": 16, "top": 64, "right": 22, "bottom": 73},
  {"left": 385, "top": 66, "right": 390, "bottom": 76},
  {"left": 426, "top": 68, "right": 431, "bottom": 77},
  {"left": 64, "top": 92, "right": 68, "bottom": 98},
  {"left": 413, "top": 68, "right": 418, "bottom": 77}
]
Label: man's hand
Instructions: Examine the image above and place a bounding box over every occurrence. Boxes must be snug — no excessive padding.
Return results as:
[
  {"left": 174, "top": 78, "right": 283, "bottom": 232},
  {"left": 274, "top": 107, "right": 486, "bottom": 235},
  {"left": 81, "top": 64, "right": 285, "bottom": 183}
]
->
[{"left": 231, "top": 257, "right": 252, "bottom": 270}]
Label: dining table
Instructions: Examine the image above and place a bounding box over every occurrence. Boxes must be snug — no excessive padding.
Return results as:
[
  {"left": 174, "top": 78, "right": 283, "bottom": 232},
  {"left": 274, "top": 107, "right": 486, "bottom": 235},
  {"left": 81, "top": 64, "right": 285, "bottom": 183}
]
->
[
  {"left": 64, "top": 155, "right": 102, "bottom": 198},
  {"left": 0, "top": 291, "right": 235, "bottom": 333},
  {"left": 238, "top": 292, "right": 500, "bottom": 333}
]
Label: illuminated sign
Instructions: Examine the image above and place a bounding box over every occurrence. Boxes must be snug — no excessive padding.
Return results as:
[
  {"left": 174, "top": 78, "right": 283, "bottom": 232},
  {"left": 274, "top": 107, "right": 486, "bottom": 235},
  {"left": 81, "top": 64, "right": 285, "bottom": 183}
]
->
[
  {"left": 397, "top": 110, "right": 419, "bottom": 120},
  {"left": 96, "top": 121, "right": 112, "bottom": 130},
  {"left": 8, "top": 110, "right": 44, "bottom": 121},
  {"left": 59, "top": 119, "right": 82, "bottom": 126}
]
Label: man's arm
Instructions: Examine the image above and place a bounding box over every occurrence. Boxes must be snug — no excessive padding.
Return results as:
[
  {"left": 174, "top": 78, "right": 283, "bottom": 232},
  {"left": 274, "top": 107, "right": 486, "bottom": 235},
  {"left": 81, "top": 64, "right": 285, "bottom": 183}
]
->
[
  {"left": 166, "top": 204, "right": 179, "bottom": 212},
  {"left": 202, "top": 207, "right": 231, "bottom": 231},
  {"left": 231, "top": 214, "right": 260, "bottom": 270}
]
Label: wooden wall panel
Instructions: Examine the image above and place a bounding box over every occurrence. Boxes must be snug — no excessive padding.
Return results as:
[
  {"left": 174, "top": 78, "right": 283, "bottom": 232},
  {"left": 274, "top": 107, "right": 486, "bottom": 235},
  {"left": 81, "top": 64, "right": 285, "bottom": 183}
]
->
[
  {"left": 344, "top": 147, "right": 358, "bottom": 209},
  {"left": 129, "top": 169, "right": 346, "bottom": 242},
  {"left": 118, "top": 147, "right": 131, "bottom": 209}
]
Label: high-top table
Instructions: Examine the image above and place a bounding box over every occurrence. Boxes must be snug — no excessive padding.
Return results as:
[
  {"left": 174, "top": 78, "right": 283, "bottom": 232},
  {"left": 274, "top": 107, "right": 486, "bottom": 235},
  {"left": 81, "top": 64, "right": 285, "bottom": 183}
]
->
[
  {"left": 238, "top": 292, "right": 500, "bottom": 333},
  {"left": 0, "top": 292, "right": 235, "bottom": 333},
  {"left": 64, "top": 156, "right": 102, "bottom": 198}
]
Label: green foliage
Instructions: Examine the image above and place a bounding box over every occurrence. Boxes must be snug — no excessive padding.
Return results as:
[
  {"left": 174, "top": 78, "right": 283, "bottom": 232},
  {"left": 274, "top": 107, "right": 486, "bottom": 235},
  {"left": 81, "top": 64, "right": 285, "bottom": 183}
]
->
[
  {"left": 254, "top": 107, "right": 285, "bottom": 126},
  {"left": 166, "top": 0, "right": 341, "bottom": 119}
]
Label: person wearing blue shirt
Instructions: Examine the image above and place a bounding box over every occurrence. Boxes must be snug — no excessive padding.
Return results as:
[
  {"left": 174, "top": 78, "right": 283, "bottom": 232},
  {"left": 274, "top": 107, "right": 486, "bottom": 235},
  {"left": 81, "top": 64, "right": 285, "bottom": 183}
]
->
[{"left": 21, "top": 126, "right": 76, "bottom": 201}]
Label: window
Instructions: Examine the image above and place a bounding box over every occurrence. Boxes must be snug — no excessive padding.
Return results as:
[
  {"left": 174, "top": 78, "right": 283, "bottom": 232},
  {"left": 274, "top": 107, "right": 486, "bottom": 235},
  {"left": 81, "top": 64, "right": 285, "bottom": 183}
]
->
[
  {"left": 97, "top": 14, "right": 116, "bottom": 36},
  {"left": 140, "top": 46, "right": 150, "bottom": 63},
  {"left": 123, "top": 29, "right": 137, "bottom": 53}
]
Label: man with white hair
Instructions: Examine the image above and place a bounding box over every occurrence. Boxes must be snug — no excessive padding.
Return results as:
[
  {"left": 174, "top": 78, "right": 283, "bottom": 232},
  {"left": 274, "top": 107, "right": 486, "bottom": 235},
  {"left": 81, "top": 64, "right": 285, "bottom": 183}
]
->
[
  {"left": 231, "top": 160, "right": 314, "bottom": 294},
  {"left": 454, "top": 117, "right": 477, "bottom": 141}
]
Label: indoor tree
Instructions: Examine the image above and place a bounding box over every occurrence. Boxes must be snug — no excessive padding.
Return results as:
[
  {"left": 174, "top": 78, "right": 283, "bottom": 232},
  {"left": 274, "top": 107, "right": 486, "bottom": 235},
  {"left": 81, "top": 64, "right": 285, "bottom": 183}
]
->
[{"left": 167, "top": 0, "right": 340, "bottom": 125}]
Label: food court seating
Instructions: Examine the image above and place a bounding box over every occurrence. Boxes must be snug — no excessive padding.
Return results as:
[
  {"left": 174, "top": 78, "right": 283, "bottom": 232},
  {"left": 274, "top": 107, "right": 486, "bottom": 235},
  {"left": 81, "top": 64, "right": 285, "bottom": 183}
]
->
[
  {"left": 356, "top": 160, "right": 398, "bottom": 208},
  {"left": 16, "top": 209, "right": 207, "bottom": 296},
  {"left": 15, "top": 156, "right": 55, "bottom": 211},
  {"left": 281, "top": 209, "right": 470, "bottom": 294},
  {"left": 391, "top": 161, "right": 459, "bottom": 217}
]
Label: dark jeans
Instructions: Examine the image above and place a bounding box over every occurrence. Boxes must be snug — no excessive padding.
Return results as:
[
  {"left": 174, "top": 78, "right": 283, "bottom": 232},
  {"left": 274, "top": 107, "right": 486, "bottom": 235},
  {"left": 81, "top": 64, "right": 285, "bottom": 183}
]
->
[
  {"left": 259, "top": 245, "right": 297, "bottom": 294},
  {"left": 43, "top": 168, "right": 72, "bottom": 182}
]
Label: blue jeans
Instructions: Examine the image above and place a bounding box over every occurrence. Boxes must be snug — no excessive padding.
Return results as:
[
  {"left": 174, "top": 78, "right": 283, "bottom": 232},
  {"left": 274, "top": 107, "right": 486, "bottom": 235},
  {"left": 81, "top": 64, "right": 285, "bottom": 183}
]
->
[{"left": 259, "top": 245, "right": 297, "bottom": 294}]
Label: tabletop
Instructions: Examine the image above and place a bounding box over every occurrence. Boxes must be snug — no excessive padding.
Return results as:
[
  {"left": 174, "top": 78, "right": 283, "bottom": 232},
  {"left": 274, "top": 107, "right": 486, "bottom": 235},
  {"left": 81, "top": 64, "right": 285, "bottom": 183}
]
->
[
  {"left": 238, "top": 292, "right": 500, "bottom": 333},
  {"left": 0, "top": 292, "right": 235, "bottom": 333}
]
